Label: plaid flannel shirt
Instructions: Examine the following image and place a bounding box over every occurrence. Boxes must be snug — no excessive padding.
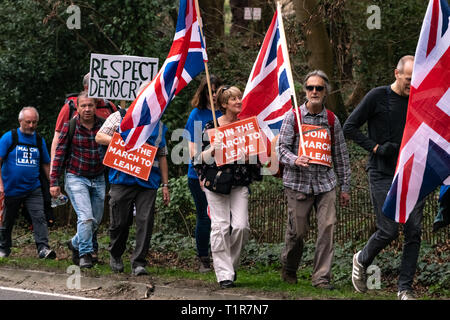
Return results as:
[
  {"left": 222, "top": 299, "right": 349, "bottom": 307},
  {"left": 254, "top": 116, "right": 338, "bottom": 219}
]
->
[
  {"left": 278, "top": 103, "right": 351, "bottom": 195},
  {"left": 50, "top": 116, "right": 105, "bottom": 187}
]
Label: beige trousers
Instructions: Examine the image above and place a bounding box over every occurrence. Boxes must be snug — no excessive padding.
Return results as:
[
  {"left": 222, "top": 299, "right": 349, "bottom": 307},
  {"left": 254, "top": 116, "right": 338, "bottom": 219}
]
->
[
  {"left": 281, "top": 188, "right": 337, "bottom": 286},
  {"left": 204, "top": 186, "right": 250, "bottom": 282}
]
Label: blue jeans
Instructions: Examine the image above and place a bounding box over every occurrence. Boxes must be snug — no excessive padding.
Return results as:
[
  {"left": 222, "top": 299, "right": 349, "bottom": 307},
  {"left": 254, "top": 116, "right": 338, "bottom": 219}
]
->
[
  {"left": 188, "top": 178, "right": 211, "bottom": 257},
  {"left": 65, "top": 173, "right": 105, "bottom": 256},
  {"left": 359, "top": 169, "right": 425, "bottom": 291}
]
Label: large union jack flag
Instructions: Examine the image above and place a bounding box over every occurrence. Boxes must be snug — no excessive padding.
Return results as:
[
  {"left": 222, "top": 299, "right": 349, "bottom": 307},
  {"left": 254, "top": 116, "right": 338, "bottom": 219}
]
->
[
  {"left": 120, "top": 0, "right": 207, "bottom": 150},
  {"left": 383, "top": 0, "right": 450, "bottom": 223},
  {"left": 238, "top": 6, "right": 294, "bottom": 146}
]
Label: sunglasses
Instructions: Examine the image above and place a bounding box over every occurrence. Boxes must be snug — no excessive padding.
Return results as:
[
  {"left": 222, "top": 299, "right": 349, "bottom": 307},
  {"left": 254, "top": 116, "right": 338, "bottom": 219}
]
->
[
  {"left": 221, "top": 85, "right": 231, "bottom": 91},
  {"left": 305, "top": 85, "right": 325, "bottom": 92}
]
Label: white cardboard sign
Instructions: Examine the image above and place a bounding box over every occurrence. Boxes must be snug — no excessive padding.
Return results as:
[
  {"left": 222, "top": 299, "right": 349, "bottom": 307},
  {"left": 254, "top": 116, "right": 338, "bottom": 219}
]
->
[{"left": 88, "top": 53, "right": 158, "bottom": 101}]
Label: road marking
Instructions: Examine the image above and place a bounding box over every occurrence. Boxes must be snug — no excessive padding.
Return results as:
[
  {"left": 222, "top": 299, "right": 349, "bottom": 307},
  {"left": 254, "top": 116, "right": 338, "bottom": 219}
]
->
[{"left": 0, "top": 286, "right": 99, "bottom": 300}]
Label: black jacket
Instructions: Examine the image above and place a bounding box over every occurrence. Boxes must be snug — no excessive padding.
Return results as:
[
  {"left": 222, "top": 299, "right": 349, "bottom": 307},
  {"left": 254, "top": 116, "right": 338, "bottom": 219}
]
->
[{"left": 343, "top": 86, "right": 408, "bottom": 176}]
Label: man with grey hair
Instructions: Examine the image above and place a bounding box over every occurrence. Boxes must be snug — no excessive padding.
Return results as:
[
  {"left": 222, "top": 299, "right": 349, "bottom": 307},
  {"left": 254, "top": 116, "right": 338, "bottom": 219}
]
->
[
  {"left": 0, "top": 107, "right": 56, "bottom": 259},
  {"left": 343, "top": 55, "right": 425, "bottom": 300},
  {"left": 278, "top": 70, "right": 351, "bottom": 290}
]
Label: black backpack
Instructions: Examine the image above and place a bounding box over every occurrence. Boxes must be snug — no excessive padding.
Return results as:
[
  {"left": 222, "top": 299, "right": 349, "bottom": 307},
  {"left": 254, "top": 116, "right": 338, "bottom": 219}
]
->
[{"left": 4, "top": 129, "right": 55, "bottom": 227}]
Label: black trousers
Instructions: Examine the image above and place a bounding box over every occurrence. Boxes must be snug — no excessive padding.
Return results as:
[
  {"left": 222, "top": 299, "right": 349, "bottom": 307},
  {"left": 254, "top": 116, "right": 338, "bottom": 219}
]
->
[
  {"left": 0, "top": 188, "right": 49, "bottom": 254},
  {"left": 360, "top": 169, "right": 425, "bottom": 291},
  {"left": 108, "top": 184, "right": 157, "bottom": 268}
]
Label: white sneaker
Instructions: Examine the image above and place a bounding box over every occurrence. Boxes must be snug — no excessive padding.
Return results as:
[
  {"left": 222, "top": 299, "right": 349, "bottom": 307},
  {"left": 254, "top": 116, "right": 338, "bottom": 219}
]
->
[
  {"left": 398, "top": 290, "right": 417, "bottom": 300},
  {"left": 132, "top": 266, "right": 148, "bottom": 276},
  {"left": 352, "top": 251, "right": 367, "bottom": 293}
]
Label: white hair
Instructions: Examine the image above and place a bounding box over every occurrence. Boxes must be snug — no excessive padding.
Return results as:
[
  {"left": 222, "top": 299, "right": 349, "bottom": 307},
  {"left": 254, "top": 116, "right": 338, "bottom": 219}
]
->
[{"left": 18, "top": 106, "right": 39, "bottom": 121}]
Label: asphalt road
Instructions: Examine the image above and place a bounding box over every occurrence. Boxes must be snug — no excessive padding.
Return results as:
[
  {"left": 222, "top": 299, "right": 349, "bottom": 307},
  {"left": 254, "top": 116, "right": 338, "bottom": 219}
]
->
[{"left": 0, "top": 286, "right": 94, "bottom": 300}]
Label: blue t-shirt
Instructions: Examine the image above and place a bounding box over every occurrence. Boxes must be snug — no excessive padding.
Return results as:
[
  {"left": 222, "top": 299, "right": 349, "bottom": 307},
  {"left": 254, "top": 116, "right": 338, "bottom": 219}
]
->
[
  {"left": 184, "top": 108, "right": 222, "bottom": 179},
  {"left": 0, "top": 129, "right": 50, "bottom": 197},
  {"left": 109, "top": 121, "right": 168, "bottom": 189}
]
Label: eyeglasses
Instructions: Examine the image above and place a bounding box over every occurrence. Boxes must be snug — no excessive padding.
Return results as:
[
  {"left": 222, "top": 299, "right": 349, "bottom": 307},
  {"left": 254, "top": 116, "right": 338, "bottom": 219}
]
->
[{"left": 305, "top": 85, "right": 325, "bottom": 92}]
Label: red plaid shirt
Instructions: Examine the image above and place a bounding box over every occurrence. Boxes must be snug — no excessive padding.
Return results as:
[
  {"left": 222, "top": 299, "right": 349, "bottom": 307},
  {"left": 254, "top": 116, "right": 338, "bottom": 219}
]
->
[{"left": 50, "top": 116, "right": 105, "bottom": 187}]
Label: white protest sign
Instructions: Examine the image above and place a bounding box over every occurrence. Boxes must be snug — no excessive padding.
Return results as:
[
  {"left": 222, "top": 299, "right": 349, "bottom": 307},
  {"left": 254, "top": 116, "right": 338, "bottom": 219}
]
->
[{"left": 89, "top": 53, "right": 158, "bottom": 101}]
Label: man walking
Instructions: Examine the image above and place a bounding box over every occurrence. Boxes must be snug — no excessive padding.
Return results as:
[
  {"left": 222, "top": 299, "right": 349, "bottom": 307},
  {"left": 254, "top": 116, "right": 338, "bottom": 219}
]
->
[
  {"left": 0, "top": 107, "right": 56, "bottom": 259},
  {"left": 50, "top": 92, "right": 106, "bottom": 269},
  {"left": 278, "top": 70, "right": 351, "bottom": 290},
  {"left": 95, "top": 90, "right": 170, "bottom": 276},
  {"left": 343, "top": 55, "right": 425, "bottom": 300}
]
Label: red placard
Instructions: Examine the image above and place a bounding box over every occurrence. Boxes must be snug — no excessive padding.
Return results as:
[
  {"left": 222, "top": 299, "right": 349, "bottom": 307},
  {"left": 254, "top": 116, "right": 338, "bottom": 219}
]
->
[
  {"left": 207, "top": 117, "right": 266, "bottom": 166},
  {"left": 298, "top": 124, "right": 332, "bottom": 167},
  {"left": 103, "top": 132, "right": 158, "bottom": 180}
]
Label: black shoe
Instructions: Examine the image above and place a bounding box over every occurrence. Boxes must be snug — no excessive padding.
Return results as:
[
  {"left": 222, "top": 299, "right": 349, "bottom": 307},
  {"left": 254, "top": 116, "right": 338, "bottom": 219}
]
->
[
  {"left": 79, "top": 254, "right": 93, "bottom": 269},
  {"left": 38, "top": 248, "right": 56, "bottom": 259},
  {"left": 91, "top": 251, "right": 99, "bottom": 264},
  {"left": 233, "top": 272, "right": 237, "bottom": 282},
  {"left": 314, "top": 282, "right": 335, "bottom": 291},
  {"left": 219, "top": 280, "right": 235, "bottom": 289},
  {"left": 110, "top": 255, "right": 124, "bottom": 273},
  {"left": 66, "top": 240, "right": 79, "bottom": 266}
]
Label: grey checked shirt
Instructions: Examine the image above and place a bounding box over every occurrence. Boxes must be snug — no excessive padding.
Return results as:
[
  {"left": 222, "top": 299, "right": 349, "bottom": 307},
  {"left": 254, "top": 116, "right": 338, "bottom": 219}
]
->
[{"left": 278, "top": 103, "right": 351, "bottom": 195}]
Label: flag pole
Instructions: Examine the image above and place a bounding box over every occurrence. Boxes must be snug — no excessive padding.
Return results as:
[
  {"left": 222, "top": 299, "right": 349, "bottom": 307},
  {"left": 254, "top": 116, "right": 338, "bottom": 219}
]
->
[
  {"left": 194, "top": 0, "right": 218, "bottom": 129},
  {"left": 277, "top": 1, "right": 306, "bottom": 155}
]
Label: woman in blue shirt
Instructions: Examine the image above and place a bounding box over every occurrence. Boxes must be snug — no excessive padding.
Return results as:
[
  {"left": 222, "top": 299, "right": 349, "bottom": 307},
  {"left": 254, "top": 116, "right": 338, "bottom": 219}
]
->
[{"left": 184, "top": 75, "right": 222, "bottom": 272}]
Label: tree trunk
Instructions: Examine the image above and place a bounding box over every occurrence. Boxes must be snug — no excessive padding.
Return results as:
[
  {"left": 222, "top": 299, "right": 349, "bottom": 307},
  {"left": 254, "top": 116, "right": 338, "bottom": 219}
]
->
[
  {"left": 230, "top": 0, "right": 249, "bottom": 35},
  {"left": 199, "top": 0, "right": 225, "bottom": 40},
  {"left": 292, "top": 0, "right": 346, "bottom": 117}
]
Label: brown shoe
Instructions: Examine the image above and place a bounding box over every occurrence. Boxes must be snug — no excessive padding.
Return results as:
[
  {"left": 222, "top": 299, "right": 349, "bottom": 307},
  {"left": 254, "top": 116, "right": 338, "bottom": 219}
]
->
[
  {"left": 281, "top": 268, "right": 297, "bottom": 284},
  {"left": 198, "top": 256, "right": 211, "bottom": 273}
]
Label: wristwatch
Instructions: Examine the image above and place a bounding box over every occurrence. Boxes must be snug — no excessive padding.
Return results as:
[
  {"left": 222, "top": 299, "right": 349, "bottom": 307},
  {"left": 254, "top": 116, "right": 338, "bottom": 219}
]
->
[{"left": 161, "top": 183, "right": 169, "bottom": 188}]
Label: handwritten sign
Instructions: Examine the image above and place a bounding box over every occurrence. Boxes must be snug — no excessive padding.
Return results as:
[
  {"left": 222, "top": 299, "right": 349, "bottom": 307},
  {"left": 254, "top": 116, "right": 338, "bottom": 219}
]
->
[
  {"left": 89, "top": 53, "right": 158, "bottom": 101},
  {"left": 298, "top": 124, "right": 332, "bottom": 167},
  {"left": 103, "top": 132, "right": 158, "bottom": 180},
  {"left": 207, "top": 117, "right": 266, "bottom": 166}
]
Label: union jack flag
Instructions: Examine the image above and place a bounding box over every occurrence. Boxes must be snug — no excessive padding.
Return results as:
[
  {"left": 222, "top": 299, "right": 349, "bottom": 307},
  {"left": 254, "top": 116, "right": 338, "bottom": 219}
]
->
[
  {"left": 120, "top": 0, "right": 207, "bottom": 150},
  {"left": 238, "top": 6, "right": 294, "bottom": 148},
  {"left": 383, "top": 0, "right": 450, "bottom": 223}
]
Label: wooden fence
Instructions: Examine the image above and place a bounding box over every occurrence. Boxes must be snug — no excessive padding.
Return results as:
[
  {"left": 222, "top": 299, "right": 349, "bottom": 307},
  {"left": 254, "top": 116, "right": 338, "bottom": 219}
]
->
[
  {"left": 248, "top": 186, "right": 448, "bottom": 245},
  {"left": 52, "top": 184, "right": 448, "bottom": 245}
]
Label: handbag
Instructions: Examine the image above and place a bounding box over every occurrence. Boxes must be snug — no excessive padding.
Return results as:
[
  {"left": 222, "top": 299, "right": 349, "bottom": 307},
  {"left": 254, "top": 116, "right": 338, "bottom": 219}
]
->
[{"left": 204, "top": 167, "right": 233, "bottom": 195}]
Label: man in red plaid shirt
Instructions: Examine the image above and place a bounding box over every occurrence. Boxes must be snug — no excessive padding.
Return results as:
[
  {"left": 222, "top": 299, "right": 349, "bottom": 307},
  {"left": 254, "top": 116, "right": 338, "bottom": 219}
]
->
[{"left": 50, "top": 91, "right": 106, "bottom": 269}]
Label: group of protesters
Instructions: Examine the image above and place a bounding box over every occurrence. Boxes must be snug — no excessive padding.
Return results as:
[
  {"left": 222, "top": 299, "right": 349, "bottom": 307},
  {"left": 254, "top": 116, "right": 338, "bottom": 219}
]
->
[{"left": 0, "top": 55, "right": 437, "bottom": 299}]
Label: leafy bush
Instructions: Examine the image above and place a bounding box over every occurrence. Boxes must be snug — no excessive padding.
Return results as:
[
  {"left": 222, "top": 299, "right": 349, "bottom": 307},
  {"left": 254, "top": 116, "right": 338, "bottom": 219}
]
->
[{"left": 155, "top": 175, "right": 196, "bottom": 236}]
